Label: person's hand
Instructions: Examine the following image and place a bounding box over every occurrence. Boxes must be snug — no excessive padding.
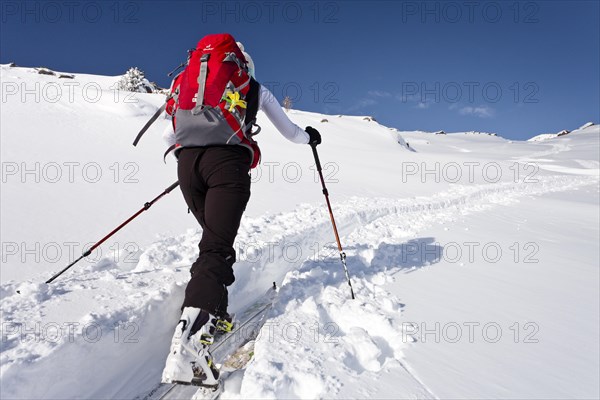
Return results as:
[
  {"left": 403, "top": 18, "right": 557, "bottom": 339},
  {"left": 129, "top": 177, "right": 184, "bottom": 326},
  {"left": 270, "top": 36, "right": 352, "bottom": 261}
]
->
[{"left": 305, "top": 126, "right": 321, "bottom": 146}]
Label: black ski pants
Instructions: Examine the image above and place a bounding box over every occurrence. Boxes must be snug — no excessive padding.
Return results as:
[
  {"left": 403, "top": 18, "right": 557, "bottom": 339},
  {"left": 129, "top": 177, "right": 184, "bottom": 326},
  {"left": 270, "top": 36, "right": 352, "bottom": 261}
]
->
[{"left": 177, "top": 146, "right": 251, "bottom": 315}]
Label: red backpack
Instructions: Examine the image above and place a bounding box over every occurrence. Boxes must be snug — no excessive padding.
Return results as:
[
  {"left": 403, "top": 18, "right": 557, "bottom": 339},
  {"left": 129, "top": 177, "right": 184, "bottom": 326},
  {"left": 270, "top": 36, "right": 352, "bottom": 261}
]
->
[{"left": 134, "top": 33, "right": 261, "bottom": 168}]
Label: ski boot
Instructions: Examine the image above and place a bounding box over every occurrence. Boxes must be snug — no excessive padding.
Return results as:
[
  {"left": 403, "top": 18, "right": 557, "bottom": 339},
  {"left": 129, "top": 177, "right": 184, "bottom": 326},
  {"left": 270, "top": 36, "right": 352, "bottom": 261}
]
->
[
  {"left": 214, "top": 312, "right": 234, "bottom": 338},
  {"left": 162, "top": 307, "right": 220, "bottom": 390}
]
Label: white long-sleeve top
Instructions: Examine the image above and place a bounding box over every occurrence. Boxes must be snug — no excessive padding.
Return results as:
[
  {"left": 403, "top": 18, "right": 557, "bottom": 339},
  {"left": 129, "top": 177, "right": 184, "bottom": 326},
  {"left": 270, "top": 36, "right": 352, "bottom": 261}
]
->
[
  {"left": 163, "top": 85, "right": 310, "bottom": 146},
  {"left": 257, "top": 85, "right": 309, "bottom": 143}
]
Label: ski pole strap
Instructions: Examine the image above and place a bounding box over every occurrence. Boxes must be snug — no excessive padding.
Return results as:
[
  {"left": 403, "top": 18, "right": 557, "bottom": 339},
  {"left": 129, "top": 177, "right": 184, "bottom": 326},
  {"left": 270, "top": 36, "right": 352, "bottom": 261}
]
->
[{"left": 133, "top": 103, "right": 167, "bottom": 146}]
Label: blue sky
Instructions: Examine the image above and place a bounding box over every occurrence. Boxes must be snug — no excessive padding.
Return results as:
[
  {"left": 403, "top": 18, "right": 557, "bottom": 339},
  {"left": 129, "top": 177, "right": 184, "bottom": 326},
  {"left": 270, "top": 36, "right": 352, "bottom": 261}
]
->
[{"left": 1, "top": 0, "right": 599, "bottom": 139}]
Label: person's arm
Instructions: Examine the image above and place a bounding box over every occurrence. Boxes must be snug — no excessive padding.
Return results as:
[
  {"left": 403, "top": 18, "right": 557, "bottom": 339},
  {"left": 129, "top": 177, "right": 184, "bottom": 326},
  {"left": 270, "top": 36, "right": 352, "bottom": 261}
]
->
[{"left": 258, "top": 85, "right": 310, "bottom": 144}]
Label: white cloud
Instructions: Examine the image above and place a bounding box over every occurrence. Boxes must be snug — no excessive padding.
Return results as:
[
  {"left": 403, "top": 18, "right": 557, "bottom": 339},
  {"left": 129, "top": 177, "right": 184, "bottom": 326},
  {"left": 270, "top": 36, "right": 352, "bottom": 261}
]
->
[
  {"left": 348, "top": 98, "right": 377, "bottom": 112},
  {"left": 358, "top": 98, "right": 377, "bottom": 107},
  {"left": 458, "top": 106, "right": 495, "bottom": 118},
  {"left": 396, "top": 93, "right": 419, "bottom": 103},
  {"left": 367, "top": 90, "right": 392, "bottom": 98},
  {"left": 416, "top": 102, "right": 430, "bottom": 109}
]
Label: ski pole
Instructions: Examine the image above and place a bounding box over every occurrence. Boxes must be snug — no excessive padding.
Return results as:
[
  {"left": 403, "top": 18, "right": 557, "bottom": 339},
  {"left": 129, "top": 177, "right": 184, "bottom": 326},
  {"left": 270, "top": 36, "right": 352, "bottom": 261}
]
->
[
  {"left": 310, "top": 144, "right": 356, "bottom": 300},
  {"left": 45, "top": 181, "right": 180, "bottom": 284}
]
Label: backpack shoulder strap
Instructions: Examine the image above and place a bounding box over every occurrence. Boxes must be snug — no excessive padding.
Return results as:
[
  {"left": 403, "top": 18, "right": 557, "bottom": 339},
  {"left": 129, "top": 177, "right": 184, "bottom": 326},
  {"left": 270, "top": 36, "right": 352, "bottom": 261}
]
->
[{"left": 244, "top": 78, "right": 260, "bottom": 135}]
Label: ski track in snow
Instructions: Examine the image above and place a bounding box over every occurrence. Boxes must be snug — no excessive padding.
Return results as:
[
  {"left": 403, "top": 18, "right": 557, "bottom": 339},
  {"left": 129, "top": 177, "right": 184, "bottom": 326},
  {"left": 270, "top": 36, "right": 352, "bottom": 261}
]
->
[
  {"left": 1, "top": 174, "right": 597, "bottom": 399},
  {"left": 232, "top": 174, "right": 597, "bottom": 399}
]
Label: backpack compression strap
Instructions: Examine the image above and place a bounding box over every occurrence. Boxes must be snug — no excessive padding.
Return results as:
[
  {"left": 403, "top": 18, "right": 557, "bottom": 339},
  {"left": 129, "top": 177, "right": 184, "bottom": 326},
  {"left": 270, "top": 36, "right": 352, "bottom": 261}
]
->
[
  {"left": 193, "top": 53, "right": 210, "bottom": 114},
  {"left": 163, "top": 143, "right": 181, "bottom": 163},
  {"left": 132, "top": 102, "right": 166, "bottom": 146},
  {"left": 223, "top": 52, "right": 246, "bottom": 70}
]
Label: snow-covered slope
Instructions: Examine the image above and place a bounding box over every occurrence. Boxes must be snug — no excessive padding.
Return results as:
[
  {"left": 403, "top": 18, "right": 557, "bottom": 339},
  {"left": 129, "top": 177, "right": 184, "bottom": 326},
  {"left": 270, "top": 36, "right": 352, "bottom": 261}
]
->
[{"left": 1, "top": 66, "right": 599, "bottom": 399}]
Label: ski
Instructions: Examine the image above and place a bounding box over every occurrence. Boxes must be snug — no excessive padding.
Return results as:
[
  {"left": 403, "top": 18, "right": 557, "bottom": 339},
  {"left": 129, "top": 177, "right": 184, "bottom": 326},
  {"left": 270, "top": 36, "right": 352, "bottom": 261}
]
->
[{"left": 140, "top": 283, "right": 278, "bottom": 400}]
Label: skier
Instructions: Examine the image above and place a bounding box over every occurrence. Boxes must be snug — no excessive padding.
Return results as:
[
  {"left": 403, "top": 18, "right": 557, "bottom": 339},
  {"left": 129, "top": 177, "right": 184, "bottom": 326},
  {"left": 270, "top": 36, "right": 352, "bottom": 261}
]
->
[{"left": 161, "top": 37, "right": 321, "bottom": 388}]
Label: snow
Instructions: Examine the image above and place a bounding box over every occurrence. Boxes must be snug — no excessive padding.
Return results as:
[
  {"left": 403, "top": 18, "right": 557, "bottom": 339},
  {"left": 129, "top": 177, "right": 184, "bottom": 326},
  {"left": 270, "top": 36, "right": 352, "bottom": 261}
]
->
[
  {"left": 1, "top": 65, "right": 599, "bottom": 399},
  {"left": 528, "top": 133, "right": 562, "bottom": 142}
]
